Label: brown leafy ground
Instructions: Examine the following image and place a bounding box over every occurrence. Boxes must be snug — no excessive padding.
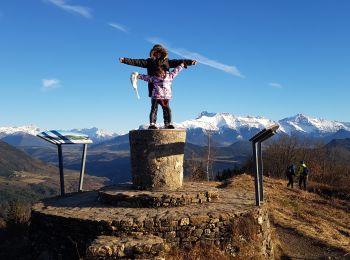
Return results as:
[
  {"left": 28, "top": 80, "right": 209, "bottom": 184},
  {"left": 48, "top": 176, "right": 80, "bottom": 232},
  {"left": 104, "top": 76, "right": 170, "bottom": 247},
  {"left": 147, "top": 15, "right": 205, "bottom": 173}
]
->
[{"left": 226, "top": 174, "right": 350, "bottom": 259}]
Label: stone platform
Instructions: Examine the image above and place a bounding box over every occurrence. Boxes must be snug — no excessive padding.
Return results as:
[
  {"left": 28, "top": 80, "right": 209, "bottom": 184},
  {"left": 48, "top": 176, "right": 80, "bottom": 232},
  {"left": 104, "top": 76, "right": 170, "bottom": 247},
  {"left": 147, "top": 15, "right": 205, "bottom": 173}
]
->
[
  {"left": 30, "top": 176, "right": 274, "bottom": 259},
  {"left": 98, "top": 182, "right": 219, "bottom": 208}
]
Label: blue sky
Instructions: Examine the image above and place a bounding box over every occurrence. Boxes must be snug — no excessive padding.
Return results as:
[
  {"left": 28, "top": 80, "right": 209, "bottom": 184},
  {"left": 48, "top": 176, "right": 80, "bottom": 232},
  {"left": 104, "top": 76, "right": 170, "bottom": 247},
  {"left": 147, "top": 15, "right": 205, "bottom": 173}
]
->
[{"left": 1, "top": 0, "right": 349, "bottom": 133}]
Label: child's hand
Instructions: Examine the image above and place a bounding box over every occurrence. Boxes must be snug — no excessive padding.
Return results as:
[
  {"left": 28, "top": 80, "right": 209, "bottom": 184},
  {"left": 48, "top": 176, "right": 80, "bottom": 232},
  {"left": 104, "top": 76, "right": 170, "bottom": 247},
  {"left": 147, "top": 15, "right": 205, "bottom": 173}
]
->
[
  {"left": 191, "top": 60, "right": 197, "bottom": 65},
  {"left": 119, "top": 57, "right": 124, "bottom": 63}
]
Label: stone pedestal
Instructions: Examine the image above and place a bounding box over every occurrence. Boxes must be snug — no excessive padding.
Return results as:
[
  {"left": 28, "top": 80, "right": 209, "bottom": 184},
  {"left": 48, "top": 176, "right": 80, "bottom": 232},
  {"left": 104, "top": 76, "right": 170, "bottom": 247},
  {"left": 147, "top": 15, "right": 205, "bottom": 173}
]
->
[{"left": 129, "top": 129, "right": 186, "bottom": 191}]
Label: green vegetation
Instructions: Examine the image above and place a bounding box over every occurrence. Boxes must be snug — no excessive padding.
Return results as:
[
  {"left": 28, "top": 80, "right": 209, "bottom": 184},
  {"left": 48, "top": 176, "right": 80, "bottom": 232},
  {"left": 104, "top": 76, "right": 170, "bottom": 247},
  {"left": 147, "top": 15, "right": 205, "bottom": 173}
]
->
[
  {"left": 0, "top": 179, "right": 57, "bottom": 207},
  {"left": 216, "top": 168, "right": 244, "bottom": 181}
]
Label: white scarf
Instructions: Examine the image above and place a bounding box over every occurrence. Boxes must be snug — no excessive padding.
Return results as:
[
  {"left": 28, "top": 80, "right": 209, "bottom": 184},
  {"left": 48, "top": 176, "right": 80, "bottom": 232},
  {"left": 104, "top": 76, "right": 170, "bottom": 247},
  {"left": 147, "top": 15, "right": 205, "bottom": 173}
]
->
[{"left": 130, "top": 72, "right": 140, "bottom": 99}]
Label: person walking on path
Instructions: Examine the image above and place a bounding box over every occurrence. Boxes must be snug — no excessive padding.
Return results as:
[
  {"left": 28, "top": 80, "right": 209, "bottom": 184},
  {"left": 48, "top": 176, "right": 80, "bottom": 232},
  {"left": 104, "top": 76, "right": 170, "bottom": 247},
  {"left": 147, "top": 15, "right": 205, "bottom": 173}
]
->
[
  {"left": 286, "top": 164, "right": 296, "bottom": 188},
  {"left": 297, "top": 160, "right": 309, "bottom": 190},
  {"left": 132, "top": 63, "right": 186, "bottom": 129},
  {"left": 119, "top": 44, "right": 197, "bottom": 127}
]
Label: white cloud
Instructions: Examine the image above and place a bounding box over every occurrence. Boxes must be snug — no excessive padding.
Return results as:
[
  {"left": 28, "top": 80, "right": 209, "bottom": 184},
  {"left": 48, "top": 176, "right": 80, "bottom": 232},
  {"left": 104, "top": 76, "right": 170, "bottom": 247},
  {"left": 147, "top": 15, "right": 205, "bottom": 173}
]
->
[
  {"left": 42, "top": 79, "right": 61, "bottom": 90},
  {"left": 269, "top": 82, "right": 283, "bottom": 88},
  {"left": 109, "top": 22, "right": 128, "bottom": 33},
  {"left": 147, "top": 37, "right": 244, "bottom": 78},
  {"left": 47, "top": 0, "right": 92, "bottom": 19}
]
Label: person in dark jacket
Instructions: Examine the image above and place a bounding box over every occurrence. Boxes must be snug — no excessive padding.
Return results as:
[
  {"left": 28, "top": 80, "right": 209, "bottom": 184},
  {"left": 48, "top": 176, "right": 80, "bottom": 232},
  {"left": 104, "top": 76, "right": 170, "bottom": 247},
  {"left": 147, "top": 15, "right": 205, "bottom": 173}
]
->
[
  {"left": 286, "top": 164, "right": 296, "bottom": 188},
  {"left": 119, "top": 44, "right": 197, "bottom": 129}
]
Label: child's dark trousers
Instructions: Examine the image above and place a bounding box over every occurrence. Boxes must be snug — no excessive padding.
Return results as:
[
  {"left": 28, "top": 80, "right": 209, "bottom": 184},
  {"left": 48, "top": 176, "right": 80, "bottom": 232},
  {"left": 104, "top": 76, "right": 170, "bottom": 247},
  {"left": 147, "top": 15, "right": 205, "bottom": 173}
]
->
[{"left": 150, "top": 99, "right": 172, "bottom": 125}]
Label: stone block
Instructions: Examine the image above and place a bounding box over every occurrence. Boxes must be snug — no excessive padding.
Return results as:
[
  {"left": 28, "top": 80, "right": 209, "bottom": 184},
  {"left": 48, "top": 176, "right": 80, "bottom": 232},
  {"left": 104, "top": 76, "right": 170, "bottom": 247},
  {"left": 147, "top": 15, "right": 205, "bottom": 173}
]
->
[
  {"left": 179, "top": 217, "right": 190, "bottom": 226},
  {"left": 192, "top": 228, "right": 203, "bottom": 237},
  {"left": 190, "top": 215, "right": 210, "bottom": 225}
]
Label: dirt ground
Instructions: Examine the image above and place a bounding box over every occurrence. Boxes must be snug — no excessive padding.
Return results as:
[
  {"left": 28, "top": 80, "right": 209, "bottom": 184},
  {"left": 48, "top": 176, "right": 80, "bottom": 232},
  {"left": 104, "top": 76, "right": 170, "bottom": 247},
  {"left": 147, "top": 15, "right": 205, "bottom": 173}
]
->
[
  {"left": 275, "top": 225, "right": 348, "bottom": 259},
  {"left": 224, "top": 174, "right": 350, "bottom": 259}
]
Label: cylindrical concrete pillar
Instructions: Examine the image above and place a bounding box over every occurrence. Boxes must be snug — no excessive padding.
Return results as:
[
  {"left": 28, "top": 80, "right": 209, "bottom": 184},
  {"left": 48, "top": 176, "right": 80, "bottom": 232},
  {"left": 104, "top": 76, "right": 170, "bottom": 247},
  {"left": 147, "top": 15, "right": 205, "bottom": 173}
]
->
[{"left": 129, "top": 129, "right": 186, "bottom": 191}]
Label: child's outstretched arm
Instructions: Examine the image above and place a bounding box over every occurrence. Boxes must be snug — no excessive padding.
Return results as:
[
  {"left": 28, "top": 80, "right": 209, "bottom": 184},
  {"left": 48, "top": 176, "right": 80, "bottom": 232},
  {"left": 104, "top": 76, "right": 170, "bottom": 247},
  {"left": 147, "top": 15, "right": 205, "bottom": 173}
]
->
[
  {"left": 137, "top": 74, "right": 153, "bottom": 83},
  {"left": 169, "top": 63, "right": 185, "bottom": 79},
  {"left": 119, "top": 57, "right": 149, "bottom": 68},
  {"left": 168, "top": 59, "right": 197, "bottom": 68}
]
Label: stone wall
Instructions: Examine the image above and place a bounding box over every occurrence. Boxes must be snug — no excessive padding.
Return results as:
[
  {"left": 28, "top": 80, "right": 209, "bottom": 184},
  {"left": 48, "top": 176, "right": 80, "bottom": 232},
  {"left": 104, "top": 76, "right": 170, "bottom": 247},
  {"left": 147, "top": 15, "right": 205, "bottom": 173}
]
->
[{"left": 30, "top": 205, "right": 273, "bottom": 259}]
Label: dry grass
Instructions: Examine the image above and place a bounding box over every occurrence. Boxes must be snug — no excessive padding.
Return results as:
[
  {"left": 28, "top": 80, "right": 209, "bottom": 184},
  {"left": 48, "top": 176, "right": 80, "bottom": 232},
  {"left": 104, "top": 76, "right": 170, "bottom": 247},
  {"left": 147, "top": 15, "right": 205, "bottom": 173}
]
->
[
  {"left": 167, "top": 244, "right": 230, "bottom": 260},
  {"left": 223, "top": 174, "right": 350, "bottom": 257},
  {"left": 261, "top": 176, "right": 350, "bottom": 254}
]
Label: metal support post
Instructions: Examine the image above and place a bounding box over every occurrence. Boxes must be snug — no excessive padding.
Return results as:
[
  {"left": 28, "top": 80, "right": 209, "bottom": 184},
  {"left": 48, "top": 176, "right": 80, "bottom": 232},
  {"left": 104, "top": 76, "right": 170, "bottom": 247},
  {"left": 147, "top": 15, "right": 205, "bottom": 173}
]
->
[
  {"left": 57, "top": 144, "right": 65, "bottom": 196},
  {"left": 78, "top": 144, "right": 88, "bottom": 192},
  {"left": 249, "top": 124, "right": 279, "bottom": 207},
  {"left": 258, "top": 142, "right": 264, "bottom": 203},
  {"left": 252, "top": 142, "right": 260, "bottom": 206}
]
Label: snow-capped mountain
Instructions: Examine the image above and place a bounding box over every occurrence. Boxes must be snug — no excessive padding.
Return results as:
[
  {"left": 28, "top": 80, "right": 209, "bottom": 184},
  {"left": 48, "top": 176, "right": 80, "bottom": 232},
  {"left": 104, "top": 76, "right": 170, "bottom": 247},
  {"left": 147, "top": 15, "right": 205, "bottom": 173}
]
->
[
  {"left": 278, "top": 114, "right": 350, "bottom": 137},
  {"left": 0, "top": 125, "right": 117, "bottom": 145},
  {"left": 174, "top": 112, "right": 350, "bottom": 145},
  {"left": 69, "top": 127, "right": 118, "bottom": 143},
  {"left": 173, "top": 111, "right": 278, "bottom": 145},
  {"left": 0, "top": 125, "right": 41, "bottom": 138},
  {"left": 177, "top": 111, "right": 276, "bottom": 132}
]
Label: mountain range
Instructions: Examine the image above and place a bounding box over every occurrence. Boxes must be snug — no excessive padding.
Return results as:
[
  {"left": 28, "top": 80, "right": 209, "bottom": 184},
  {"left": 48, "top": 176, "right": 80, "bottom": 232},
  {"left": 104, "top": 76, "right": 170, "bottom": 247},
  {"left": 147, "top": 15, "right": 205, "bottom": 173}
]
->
[
  {"left": 1, "top": 112, "right": 349, "bottom": 184},
  {"left": 1, "top": 112, "right": 350, "bottom": 147},
  {"left": 142, "top": 112, "right": 350, "bottom": 145}
]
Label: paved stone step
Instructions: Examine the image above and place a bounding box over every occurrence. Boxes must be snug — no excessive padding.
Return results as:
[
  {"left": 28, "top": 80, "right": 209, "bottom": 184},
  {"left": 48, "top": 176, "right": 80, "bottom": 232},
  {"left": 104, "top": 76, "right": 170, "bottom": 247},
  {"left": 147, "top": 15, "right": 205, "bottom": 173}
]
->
[
  {"left": 98, "top": 183, "right": 219, "bottom": 208},
  {"left": 86, "top": 234, "right": 168, "bottom": 260}
]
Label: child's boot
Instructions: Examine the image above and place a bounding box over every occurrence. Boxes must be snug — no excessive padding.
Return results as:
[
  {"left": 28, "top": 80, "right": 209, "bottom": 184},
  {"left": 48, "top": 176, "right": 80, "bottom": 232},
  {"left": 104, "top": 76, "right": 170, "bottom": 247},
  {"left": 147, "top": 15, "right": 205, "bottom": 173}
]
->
[
  {"left": 165, "top": 123, "right": 175, "bottom": 129},
  {"left": 148, "top": 123, "right": 158, "bottom": 130}
]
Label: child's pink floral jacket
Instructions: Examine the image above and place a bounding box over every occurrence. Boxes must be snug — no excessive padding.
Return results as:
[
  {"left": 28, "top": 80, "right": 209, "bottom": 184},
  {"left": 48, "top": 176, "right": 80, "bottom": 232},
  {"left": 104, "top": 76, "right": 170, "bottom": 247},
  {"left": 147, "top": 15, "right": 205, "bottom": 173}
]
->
[{"left": 137, "top": 64, "right": 184, "bottom": 100}]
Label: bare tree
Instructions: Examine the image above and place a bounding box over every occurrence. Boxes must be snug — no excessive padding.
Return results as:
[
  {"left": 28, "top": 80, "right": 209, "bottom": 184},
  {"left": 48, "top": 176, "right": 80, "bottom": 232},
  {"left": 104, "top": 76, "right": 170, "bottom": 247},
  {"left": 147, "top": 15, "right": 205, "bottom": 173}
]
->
[
  {"left": 262, "top": 135, "right": 350, "bottom": 195},
  {"left": 205, "top": 130, "right": 216, "bottom": 181},
  {"left": 186, "top": 151, "right": 206, "bottom": 181}
]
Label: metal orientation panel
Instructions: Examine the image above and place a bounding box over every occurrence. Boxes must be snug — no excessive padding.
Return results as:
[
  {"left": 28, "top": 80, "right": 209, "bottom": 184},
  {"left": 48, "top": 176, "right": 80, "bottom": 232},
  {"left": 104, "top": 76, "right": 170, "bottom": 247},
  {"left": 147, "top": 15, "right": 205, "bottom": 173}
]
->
[
  {"left": 37, "top": 130, "right": 92, "bottom": 196},
  {"left": 37, "top": 130, "right": 93, "bottom": 145}
]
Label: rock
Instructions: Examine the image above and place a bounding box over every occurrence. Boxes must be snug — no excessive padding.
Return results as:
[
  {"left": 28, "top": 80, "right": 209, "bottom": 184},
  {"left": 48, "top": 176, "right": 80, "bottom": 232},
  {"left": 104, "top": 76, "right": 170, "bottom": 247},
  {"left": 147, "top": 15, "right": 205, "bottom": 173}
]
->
[
  {"left": 192, "top": 228, "right": 204, "bottom": 237},
  {"left": 179, "top": 217, "right": 190, "bottom": 226}
]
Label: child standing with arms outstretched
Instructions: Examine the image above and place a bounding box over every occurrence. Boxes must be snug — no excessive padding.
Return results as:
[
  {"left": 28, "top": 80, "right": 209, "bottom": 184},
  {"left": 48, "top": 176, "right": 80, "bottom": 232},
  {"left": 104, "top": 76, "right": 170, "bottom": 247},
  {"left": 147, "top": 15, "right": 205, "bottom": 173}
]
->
[
  {"left": 132, "top": 63, "right": 185, "bottom": 129},
  {"left": 120, "top": 44, "right": 197, "bottom": 128}
]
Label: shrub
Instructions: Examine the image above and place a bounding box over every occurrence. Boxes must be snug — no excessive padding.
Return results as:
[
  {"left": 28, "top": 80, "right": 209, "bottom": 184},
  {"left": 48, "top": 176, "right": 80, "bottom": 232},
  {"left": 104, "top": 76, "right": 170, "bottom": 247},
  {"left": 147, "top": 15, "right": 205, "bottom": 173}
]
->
[{"left": 5, "top": 200, "right": 31, "bottom": 236}]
